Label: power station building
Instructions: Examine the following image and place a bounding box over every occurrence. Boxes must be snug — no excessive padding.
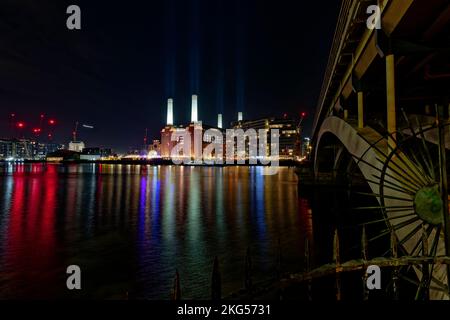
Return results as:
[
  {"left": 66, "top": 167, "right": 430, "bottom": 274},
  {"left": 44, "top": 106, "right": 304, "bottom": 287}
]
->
[
  {"left": 160, "top": 95, "right": 300, "bottom": 161},
  {"left": 161, "top": 95, "right": 225, "bottom": 159}
]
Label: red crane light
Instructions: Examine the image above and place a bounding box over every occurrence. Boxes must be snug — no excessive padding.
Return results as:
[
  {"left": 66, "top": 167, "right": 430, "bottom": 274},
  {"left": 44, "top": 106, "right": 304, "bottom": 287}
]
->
[
  {"left": 48, "top": 119, "right": 56, "bottom": 125},
  {"left": 16, "top": 122, "right": 25, "bottom": 128},
  {"left": 301, "top": 112, "right": 307, "bottom": 118}
]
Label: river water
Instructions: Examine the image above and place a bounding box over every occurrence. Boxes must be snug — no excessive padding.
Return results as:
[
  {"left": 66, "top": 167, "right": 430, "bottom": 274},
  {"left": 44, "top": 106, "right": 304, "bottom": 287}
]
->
[{"left": 0, "top": 163, "right": 313, "bottom": 299}]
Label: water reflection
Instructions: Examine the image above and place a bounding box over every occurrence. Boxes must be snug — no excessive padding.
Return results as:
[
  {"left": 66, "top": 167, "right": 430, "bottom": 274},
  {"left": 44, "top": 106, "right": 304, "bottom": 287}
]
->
[{"left": 0, "top": 163, "right": 312, "bottom": 299}]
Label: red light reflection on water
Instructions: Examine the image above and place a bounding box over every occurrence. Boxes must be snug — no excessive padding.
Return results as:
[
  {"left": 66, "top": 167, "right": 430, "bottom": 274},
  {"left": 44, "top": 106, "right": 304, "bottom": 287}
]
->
[
  {"left": 4, "top": 164, "right": 59, "bottom": 298},
  {"left": 298, "top": 197, "right": 314, "bottom": 259}
]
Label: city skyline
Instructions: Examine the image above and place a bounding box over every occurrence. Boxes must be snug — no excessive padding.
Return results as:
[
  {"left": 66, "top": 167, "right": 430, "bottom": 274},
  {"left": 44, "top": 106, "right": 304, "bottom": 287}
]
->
[
  {"left": 0, "top": 0, "right": 340, "bottom": 152},
  {"left": 1, "top": 0, "right": 449, "bottom": 304}
]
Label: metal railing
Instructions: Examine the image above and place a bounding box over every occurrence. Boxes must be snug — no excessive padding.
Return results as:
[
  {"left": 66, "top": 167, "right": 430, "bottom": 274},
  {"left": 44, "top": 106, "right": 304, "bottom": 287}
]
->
[
  {"left": 169, "top": 246, "right": 283, "bottom": 300},
  {"left": 284, "top": 227, "right": 450, "bottom": 300},
  {"left": 166, "top": 226, "right": 450, "bottom": 300}
]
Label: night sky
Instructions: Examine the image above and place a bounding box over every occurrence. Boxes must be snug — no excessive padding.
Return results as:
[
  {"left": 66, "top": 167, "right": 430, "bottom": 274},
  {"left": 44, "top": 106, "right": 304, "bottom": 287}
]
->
[{"left": 0, "top": 0, "right": 340, "bottom": 152}]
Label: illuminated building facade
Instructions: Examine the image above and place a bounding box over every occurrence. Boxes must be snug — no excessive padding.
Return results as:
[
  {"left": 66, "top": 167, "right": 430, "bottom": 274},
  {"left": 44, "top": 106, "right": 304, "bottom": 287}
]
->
[
  {"left": 232, "top": 117, "right": 299, "bottom": 159},
  {"left": 0, "top": 138, "right": 37, "bottom": 160},
  {"left": 68, "top": 141, "right": 85, "bottom": 153},
  {"left": 160, "top": 96, "right": 299, "bottom": 161},
  {"left": 160, "top": 95, "right": 224, "bottom": 160}
]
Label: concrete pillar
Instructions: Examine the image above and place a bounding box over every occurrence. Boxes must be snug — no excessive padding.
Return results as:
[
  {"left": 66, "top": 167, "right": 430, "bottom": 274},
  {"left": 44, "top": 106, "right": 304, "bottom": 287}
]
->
[
  {"left": 191, "top": 95, "right": 198, "bottom": 123},
  {"left": 217, "top": 114, "right": 223, "bottom": 129},
  {"left": 358, "top": 91, "right": 364, "bottom": 129},
  {"left": 167, "top": 98, "right": 174, "bottom": 126},
  {"left": 386, "top": 54, "right": 397, "bottom": 148}
]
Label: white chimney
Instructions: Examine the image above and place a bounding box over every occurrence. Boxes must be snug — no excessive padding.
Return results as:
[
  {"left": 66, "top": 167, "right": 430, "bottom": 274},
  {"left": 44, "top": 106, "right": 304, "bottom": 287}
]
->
[
  {"left": 191, "top": 94, "right": 198, "bottom": 123},
  {"left": 167, "top": 98, "right": 174, "bottom": 126},
  {"left": 217, "top": 114, "right": 223, "bottom": 129},
  {"left": 238, "top": 112, "right": 243, "bottom": 121}
]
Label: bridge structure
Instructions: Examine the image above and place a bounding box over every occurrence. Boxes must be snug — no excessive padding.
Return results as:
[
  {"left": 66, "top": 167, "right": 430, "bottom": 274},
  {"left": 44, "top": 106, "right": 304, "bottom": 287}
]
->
[{"left": 310, "top": 0, "right": 450, "bottom": 299}]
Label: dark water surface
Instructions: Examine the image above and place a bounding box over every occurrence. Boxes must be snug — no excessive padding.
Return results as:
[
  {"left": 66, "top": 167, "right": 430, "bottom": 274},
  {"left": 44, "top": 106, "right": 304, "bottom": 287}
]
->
[{"left": 0, "top": 163, "right": 312, "bottom": 299}]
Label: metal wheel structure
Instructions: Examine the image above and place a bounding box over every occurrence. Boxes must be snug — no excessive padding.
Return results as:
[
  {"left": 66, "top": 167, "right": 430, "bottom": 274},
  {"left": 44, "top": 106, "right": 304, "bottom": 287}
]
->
[{"left": 348, "top": 107, "right": 450, "bottom": 300}]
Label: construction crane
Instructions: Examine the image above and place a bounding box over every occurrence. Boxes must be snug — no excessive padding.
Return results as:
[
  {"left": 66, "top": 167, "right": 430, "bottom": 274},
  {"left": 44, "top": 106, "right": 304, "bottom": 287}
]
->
[
  {"left": 72, "top": 121, "right": 94, "bottom": 142},
  {"left": 297, "top": 112, "right": 307, "bottom": 131},
  {"left": 295, "top": 112, "right": 307, "bottom": 161},
  {"left": 143, "top": 128, "right": 148, "bottom": 148},
  {"left": 72, "top": 121, "right": 79, "bottom": 141}
]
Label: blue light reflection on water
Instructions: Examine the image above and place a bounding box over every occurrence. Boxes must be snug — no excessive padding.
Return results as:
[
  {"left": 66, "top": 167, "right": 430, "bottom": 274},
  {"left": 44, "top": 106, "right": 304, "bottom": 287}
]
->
[{"left": 0, "top": 163, "right": 311, "bottom": 299}]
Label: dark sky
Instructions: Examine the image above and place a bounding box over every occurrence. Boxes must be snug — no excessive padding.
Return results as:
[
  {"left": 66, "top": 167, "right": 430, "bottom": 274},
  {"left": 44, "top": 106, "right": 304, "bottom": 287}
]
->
[{"left": 0, "top": 0, "right": 340, "bottom": 152}]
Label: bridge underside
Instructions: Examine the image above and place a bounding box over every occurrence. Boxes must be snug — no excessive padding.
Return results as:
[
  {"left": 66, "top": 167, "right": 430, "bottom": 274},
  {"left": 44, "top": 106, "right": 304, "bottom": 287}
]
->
[
  {"left": 311, "top": 0, "right": 450, "bottom": 299},
  {"left": 313, "top": 0, "right": 450, "bottom": 140}
]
